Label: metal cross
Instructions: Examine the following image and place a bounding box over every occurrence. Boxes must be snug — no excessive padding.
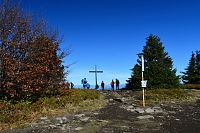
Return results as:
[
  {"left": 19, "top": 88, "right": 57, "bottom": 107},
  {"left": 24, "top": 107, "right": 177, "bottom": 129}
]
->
[{"left": 89, "top": 65, "right": 103, "bottom": 89}]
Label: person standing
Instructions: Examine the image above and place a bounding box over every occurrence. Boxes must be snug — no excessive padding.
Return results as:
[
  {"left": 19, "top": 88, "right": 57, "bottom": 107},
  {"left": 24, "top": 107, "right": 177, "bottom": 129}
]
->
[
  {"left": 110, "top": 79, "right": 114, "bottom": 91},
  {"left": 81, "top": 78, "right": 87, "bottom": 88},
  {"left": 116, "top": 79, "right": 120, "bottom": 90},
  {"left": 86, "top": 83, "right": 90, "bottom": 89},
  {"left": 101, "top": 81, "right": 105, "bottom": 90},
  {"left": 70, "top": 82, "right": 74, "bottom": 89}
]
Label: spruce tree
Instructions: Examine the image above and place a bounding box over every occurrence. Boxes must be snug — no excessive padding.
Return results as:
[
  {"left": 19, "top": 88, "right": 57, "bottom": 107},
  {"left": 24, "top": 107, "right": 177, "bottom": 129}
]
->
[
  {"left": 183, "top": 50, "right": 200, "bottom": 84},
  {"left": 182, "top": 52, "right": 196, "bottom": 84},
  {"left": 126, "top": 34, "right": 179, "bottom": 89},
  {"left": 126, "top": 64, "right": 140, "bottom": 89},
  {"left": 195, "top": 51, "right": 200, "bottom": 84}
]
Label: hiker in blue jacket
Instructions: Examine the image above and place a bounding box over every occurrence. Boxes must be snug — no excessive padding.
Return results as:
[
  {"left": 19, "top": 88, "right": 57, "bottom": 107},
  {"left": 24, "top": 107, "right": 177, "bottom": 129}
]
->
[{"left": 81, "top": 78, "right": 87, "bottom": 88}]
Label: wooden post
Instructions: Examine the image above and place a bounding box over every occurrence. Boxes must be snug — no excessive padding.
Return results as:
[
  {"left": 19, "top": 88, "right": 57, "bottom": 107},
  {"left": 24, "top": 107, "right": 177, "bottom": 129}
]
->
[
  {"left": 138, "top": 53, "right": 145, "bottom": 108},
  {"left": 142, "top": 71, "right": 145, "bottom": 107}
]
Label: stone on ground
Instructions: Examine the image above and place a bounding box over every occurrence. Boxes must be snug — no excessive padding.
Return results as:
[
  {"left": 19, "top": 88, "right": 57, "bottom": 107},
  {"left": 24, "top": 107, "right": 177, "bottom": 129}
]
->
[
  {"left": 145, "top": 108, "right": 154, "bottom": 113},
  {"left": 137, "top": 115, "right": 154, "bottom": 120},
  {"left": 134, "top": 107, "right": 145, "bottom": 113},
  {"left": 75, "top": 127, "right": 83, "bottom": 131},
  {"left": 75, "top": 114, "right": 85, "bottom": 117},
  {"left": 80, "top": 117, "right": 90, "bottom": 122}
]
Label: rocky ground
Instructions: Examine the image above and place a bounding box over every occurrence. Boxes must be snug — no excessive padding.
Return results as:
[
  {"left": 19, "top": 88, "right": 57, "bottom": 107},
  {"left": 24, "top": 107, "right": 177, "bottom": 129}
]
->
[{"left": 1, "top": 90, "right": 200, "bottom": 133}]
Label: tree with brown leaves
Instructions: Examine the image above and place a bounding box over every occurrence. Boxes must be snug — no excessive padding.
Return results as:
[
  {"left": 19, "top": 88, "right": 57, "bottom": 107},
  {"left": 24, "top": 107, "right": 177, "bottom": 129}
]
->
[{"left": 0, "top": 0, "right": 67, "bottom": 101}]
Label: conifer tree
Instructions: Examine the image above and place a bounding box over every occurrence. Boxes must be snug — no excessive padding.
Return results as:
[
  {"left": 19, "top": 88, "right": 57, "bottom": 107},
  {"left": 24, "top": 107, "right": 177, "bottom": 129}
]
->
[
  {"left": 126, "top": 64, "right": 140, "bottom": 89},
  {"left": 126, "top": 34, "right": 179, "bottom": 89},
  {"left": 195, "top": 51, "right": 200, "bottom": 84},
  {"left": 182, "top": 50, "right": 200, "bottom": 84}
]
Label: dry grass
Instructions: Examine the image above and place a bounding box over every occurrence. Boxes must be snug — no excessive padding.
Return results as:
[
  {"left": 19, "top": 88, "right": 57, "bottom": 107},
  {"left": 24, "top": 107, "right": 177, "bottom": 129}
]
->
[
  {"left": 184, "top": 84, "right": 200, "bottom": 89},
  {"left": 0, "top": 89, "right": 107, "bottom": 131},
  {"left": 136, "top": 88, "right": 200, "bottom": 105}
]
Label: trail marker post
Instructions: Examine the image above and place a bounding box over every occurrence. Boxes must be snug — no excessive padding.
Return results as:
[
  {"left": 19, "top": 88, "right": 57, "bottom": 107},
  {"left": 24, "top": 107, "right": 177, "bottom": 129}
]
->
[{"left": 137, "top": 53, "right": 147, "bottom": 107}]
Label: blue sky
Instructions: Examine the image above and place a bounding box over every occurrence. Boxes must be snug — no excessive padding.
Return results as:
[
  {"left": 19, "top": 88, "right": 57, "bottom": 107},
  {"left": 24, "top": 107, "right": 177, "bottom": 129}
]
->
[{"left": 20, "top": 0, "right": 200, "bottom": 86}]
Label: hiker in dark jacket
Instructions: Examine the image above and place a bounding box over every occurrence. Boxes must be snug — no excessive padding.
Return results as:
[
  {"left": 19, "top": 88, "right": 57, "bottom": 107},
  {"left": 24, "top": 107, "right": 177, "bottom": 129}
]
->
[
  {"left": 110, "top": 79, "right": 114, "bottom": 91},
  {"left": 116, "top": 79, "right": 120, "bottom": 90},
  {"left": 101, "top": 81, "right": 105, "bottom": 90}
]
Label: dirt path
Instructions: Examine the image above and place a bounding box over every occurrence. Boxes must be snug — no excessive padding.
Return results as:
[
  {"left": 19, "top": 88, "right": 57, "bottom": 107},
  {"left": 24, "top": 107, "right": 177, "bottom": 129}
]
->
[{"left": 1, "top": 91, "right": 200, "bottom": 133}]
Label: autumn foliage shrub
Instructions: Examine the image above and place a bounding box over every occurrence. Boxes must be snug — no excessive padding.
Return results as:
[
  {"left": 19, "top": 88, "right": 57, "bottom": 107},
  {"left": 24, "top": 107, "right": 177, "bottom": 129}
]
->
[{"left": 0, "top": 1, "right": 66, "bottom": 102}]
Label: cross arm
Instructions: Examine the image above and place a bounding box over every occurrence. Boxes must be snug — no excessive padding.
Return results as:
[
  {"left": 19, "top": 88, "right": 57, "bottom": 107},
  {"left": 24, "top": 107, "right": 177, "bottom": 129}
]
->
[{"left": 89, "top": 71, "right": 103, "bottom": 73}]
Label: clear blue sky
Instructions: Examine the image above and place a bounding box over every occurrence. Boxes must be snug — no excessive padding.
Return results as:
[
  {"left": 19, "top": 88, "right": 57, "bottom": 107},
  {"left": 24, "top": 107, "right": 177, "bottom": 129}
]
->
[{"left": 21, "top": 0, "right": 200, "bottom": 86}]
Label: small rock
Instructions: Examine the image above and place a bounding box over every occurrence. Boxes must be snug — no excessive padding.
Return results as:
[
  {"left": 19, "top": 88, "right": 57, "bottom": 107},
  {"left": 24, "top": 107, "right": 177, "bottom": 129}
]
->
[
  {"left": 80, "top": 117, "right": 90, "bottom": 122},
  {"left": 153, "top": 107, "right": 163, "bottom": 113},
  {"left": 145, "top": 108, "right": 154, "bottom": 113},
  {"left": 137, "top": 115, "right": 154, "bottom": 119},
  {"left": 132, "top": 103, "right": 136, "bottom": 106},
  {"left": 134, "top": 107, "right": 145, "bottom": 113},
  {"left": 40, "top": 117, "right": 48, "bottom": 120},
  {"left": 75, "top": 114, "right": 85, "bottom": 117},
  {"left": 109, "top": 99, "right": 113, "bottom": 102},
  {"left": 62, "top": 116, "right": 67, "bottom": 121},
  {"left": 59, "top": 120, "right": 64, "bottom": 124},
  {"left": 153, "top": 106, "right": 161, "bottom": 109},
  {"left": 75, "top": 127, "right": 83, "bottom": 131},
  {"left": 98, "top": 120, "right": 109, "bottom": 123},
  {"left": 93, "top": 113, "right": 99, "bottom": 115},
  {"left": 120, "top": 126, "right": 127, "bottom": 128},
  {"left": 127, "top": 105, "right": 134, "bottom": 109},
  {"left": 56, "top": 123, "right": 61, "bottom": 126},
  {"left": 127, "top": 108, "right": 131, "bottom": 111},
  {"left": 121, "top": 97, "right": 126, "bottom": 102},
  {"left": 56, "top": 117, "right": 62, "bottom": 121},
  {"left": 49, "top": 125, "right": 57, "bottom": 128},
  {"left": 175, "top": 118, "right": 180, "bottom": 121}
]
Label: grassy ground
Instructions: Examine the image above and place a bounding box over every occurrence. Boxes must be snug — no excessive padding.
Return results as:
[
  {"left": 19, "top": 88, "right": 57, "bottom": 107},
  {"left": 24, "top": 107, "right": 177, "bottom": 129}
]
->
[
  {"left": 136, "top": 88, "right": 200, "bottom": 105},
  {"left": 0, "top": 89, "right": 107, "bottom": 131},
  {"left": 1, "top": 88, "right": 200, "bottom": 131}
]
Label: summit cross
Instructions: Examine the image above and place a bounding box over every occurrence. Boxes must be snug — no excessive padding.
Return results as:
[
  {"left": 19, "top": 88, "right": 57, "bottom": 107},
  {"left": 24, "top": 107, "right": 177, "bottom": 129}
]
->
[{"left": 89, "top": 65, "right": 103, "bottom": 89}]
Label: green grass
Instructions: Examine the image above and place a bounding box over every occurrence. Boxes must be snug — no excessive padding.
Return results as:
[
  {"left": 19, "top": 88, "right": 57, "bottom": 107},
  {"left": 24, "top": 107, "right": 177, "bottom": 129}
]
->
[{"left": 0, "top": 89, "right": 106, "bottom": 131}]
